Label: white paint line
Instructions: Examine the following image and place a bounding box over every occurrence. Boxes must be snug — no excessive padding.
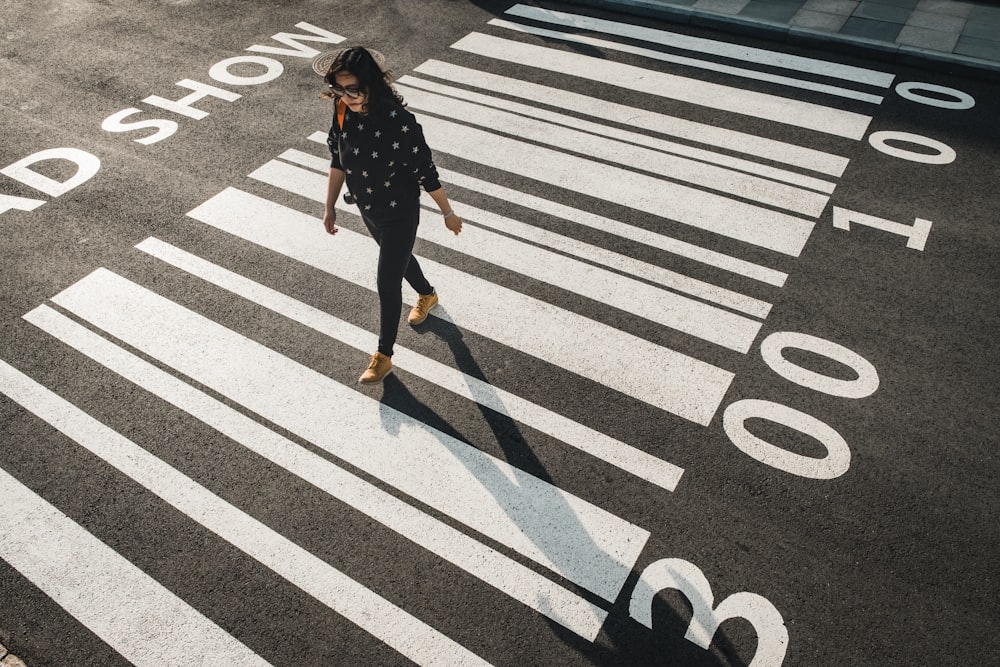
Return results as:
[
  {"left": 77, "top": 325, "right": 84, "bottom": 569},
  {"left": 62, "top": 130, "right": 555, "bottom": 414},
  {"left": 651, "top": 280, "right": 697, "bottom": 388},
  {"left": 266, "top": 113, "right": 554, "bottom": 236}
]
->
[
  {"left": 49, "top": 268, "right": 652, "bottom": 604},
  {"left": 451, "top": 33, "right": 873, "bottom": 140},
  {"left": 0, "top": 452, "right": 271, "bottom": 666},
  {"left": 251, "top": 159, "right": 762, "bottom": 352},
  {"left": 398, "top": 75, "right": 836, "bottom": 194},
  {"left": 0, "top": 359, "right": 487, "bottom": 667},
  {"left": 396, "top": 82, "right": 831, "bottom": 216},
  {"left": 493, "top": 15, "right": 886, "bottom": 102},
  {"left": 434, "top": 167, "right": 789, "bottom": 288},
  {"left": 505, "top": 4, "right": 894, "bottom": 88},
  {"left": 291, "top": 141, "right": 789, "bottom": 287},
  {"left": 413, "top": 115, "right": 816, "bottom": 256},
  {"left": 412, "top": 60, "right": 849, "bottom": 177},
  {"left": 24, "top": 303, "right": 611, "bottom": 641},
  {"left": 417, "top": 195, "right": 772, "bottom": 318},
  {"left": 188, "top": 187, "right": 733, "bottom": 425},
  {"left": 134, "top": 237, "right": 684, "bottom": 492}
]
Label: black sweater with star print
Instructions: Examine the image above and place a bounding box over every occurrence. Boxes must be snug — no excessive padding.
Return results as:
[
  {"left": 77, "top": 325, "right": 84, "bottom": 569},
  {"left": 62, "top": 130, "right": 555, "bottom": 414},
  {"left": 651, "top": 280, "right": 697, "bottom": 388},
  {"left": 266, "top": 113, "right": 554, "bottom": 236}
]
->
[{"left": 327, "top": 99, "right": 442, "bottom": 217}]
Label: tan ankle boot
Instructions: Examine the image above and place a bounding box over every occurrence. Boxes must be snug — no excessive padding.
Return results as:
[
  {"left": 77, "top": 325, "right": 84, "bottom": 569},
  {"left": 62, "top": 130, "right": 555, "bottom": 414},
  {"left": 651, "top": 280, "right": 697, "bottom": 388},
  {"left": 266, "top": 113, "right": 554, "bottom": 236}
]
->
[
  {"left": 358, "top": 352, "right": 392, "bottom": 384},
  {"left": 408, "top": 292, "right": 438, "bottom": 325}
]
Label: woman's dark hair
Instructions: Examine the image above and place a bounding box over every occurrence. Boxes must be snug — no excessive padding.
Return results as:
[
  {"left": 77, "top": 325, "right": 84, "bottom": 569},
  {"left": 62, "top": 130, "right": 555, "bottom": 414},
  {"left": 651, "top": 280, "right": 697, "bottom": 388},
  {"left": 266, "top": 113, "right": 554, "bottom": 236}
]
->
[{"left": 323, "top": 46, "right": 405, "bottom": 112}]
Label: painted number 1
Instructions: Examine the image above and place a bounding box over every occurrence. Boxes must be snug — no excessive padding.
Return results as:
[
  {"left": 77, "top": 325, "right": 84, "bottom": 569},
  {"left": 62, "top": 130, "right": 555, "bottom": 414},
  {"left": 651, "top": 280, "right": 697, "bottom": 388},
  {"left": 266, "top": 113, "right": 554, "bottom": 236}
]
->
[{"left": 832, "top": 207, "right": 933, "bottom": 251}]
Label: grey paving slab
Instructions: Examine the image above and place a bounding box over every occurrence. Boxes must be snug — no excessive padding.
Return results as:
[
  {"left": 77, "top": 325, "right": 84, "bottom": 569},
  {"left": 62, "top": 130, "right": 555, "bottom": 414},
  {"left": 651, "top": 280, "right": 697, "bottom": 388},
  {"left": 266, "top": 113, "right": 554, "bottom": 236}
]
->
[
  {"left": 693, "top": 0, "right": 750, "bottom": 14},
  {"left": 865, "top": 0, "right": 921, "bottom": 9},
  {"left": 906, "top": 8, "right": 968, "bottom": 29},
  {"left": 791, "top": 8, "right": 853, "bottom": 28},
  {"left": 968, "top": 5, "right": 1000, "bottom": 25},
  {"left": 955, "top": 32, "right": 1000, "bottom": 56},
  {"left": 740, "top": 0, "right": 805, "bottom": 21},
  {"left": 855, "top": 0, "right": 915, "bottom": 22},
  {"left": 802, "top": 0, "right": 861, "bottom": 13},
  {"left": 840, "top": 14, "right": 906, "bottom": 37},
  {"left": 897, "top": 23, "right": 963, "bottom": 48},
  {"left": 963, "top": 19, "right": 1000, "bottom": 38},
  {"left": 915, "top": 0, "right": 976, "bottom": 17}
]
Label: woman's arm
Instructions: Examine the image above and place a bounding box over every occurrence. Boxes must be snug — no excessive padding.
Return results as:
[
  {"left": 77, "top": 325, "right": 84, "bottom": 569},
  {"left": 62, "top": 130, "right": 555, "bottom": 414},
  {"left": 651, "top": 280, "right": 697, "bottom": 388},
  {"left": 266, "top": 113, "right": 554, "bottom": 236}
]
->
[
  {"left": 324, "top": 167, "right": 346, "bottom": 235},
  {"left": 427, "top": 187, "right": 462, "bottom": 236}
]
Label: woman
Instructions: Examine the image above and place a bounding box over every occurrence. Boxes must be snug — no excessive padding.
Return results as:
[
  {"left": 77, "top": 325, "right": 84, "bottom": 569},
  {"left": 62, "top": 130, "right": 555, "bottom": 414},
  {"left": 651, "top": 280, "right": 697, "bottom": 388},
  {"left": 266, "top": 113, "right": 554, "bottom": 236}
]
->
[{"left": 313, "top": 46, "right": 462, "bottom": 384}]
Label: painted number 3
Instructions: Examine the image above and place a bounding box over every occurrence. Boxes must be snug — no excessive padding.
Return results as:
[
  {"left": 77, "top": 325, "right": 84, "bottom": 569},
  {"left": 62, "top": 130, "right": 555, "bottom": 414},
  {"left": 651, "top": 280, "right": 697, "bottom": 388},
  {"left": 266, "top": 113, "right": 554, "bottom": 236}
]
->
[{"left": 630, "top": 558, "right": 789, "bottom": 666}]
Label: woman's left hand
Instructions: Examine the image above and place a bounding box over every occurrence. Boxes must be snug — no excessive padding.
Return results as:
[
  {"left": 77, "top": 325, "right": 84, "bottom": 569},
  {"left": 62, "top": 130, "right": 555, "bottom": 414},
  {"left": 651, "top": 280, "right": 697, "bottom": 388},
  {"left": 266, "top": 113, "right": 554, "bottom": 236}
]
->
[{"left": 445, "top": 214, "right": 462, "bottom": 236}]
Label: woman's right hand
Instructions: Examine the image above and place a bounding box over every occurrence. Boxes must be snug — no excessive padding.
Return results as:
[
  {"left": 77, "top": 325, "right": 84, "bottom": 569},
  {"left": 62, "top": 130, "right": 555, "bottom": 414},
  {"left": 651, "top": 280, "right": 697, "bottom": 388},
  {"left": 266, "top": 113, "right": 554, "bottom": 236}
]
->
[{"left": 323, "top": 208, "right": 338, "bottom": 235}]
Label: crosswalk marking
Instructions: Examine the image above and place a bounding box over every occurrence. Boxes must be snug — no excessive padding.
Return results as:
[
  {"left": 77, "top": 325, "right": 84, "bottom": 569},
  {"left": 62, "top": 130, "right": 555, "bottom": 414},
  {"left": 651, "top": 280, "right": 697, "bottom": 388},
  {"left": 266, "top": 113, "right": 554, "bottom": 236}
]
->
[
  {"left": 135, "top": 236, "right": 685, "bottom": 491},
  {"left": 0, "top": 440, "right": 272, "bottom": 666},
  {"left": 299, "top": 139, "right": 792, "bottom": 287},
  {"left": 23, "top": 302, "right": 612, "bottom": 640},
  {"left": 250, "top": 158, "right": 764, "bottom": 352},
  {"left": 2, "top": 9, "right": 887, "bottom": 660},
  {"left": 503, "top": 4, "right": 895, "bottom": 87},
  {"left": 188, "top": 187, "right": 735, "bottom": 425},
  {"left": 0, "top": 359, "right": 488, "bottom": 667},
  {"left": 281, "top": 145, "right": 775, "bottom": 314},
  {"left": 49, "top": 268, "right": 652, "bottom": 604},
  {"left": 489, "top": 18, "right": 885, "bottom": 104},
  {"left": 397, "top": 76, "right": 837, "bottom": 195},
  {"left": 450, "top": 33, "right": 874, "bottom": 139},
  {"left": 415, "top": 194, "right": 773, "bottom": 319},
  {"left": 397, "top": 82, "right": 832, "bottom": 216},
  {"left": 390, "top": 114, "right": 817, "bottom": 254},
  {"left": 411, "top": 60, "right": 850, "bottom": 176}
]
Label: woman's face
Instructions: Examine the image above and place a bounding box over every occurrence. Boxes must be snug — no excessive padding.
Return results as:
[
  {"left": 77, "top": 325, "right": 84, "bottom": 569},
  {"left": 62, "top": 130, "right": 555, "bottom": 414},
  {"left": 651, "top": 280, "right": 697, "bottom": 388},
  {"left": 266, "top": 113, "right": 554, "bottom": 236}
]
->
[{"left": 333, "top": 71, "right": 366, "bottom": 113}]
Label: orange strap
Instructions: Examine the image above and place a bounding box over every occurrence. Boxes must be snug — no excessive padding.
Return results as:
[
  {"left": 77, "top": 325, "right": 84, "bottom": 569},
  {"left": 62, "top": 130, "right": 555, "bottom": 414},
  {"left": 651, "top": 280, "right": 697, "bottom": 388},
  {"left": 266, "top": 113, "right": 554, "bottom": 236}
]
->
[{"left": 336, "top": 98, "right": 346, "bottom": 131}]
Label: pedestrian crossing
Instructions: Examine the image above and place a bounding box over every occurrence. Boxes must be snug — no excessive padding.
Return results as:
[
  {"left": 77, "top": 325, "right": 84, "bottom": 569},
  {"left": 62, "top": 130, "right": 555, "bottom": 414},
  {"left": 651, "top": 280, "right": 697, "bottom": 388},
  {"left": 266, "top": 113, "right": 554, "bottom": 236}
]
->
[{"left": 0, "top": 5, "right": 895, "bottom": 664}]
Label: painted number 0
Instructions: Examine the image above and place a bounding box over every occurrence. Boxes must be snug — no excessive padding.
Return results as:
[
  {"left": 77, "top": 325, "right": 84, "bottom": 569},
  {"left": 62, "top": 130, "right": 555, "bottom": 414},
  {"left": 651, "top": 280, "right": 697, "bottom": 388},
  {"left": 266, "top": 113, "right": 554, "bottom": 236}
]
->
[
  {"left": 630, "top": 558, "right": 788, "bottom": 666},
  {"left": 723, "top": 332, "right": 879, "bottom": 479}
]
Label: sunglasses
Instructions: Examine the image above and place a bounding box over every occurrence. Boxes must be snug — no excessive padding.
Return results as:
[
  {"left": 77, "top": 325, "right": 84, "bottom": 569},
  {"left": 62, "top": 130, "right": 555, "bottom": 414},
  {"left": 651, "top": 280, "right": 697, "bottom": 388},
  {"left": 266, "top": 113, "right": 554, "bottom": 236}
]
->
[{"left": 326, "top": 82, "right": 363, "bottom": 99}]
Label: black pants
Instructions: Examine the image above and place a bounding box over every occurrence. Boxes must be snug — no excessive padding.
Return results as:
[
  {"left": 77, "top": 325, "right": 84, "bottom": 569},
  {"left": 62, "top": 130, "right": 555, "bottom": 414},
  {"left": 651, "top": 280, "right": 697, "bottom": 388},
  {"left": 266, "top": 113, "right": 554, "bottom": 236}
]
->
[{"left": 361, "top": 203, "right": 433, "bottom": 357}]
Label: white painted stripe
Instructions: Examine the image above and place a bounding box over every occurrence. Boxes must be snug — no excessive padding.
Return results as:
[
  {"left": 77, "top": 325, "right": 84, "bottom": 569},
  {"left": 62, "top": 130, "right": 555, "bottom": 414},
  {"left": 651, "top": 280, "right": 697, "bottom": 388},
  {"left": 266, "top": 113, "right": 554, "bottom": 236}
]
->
[
  {"left": 187, "top": 187, "right": 733, "bottom": 425},
  {"left": 505, "top": 4, "right": 895, "bottom": 88},
  {"left": 451, "top": 33, "right": 873, "bottom": 140},
  {"left": 416, "top": 115, "right": 816, "bottom": 256},
  {"left": 425, "top": 198, "right": 771, "bottom": 318},
  {"left": 24, "top": 303, "right": 611, "bottom": 640},
  {"left": 50, "top": 268, "right": 652, "bottom": 604},
  {"left": 0, "top": 359, "right": 486, "bottom": 667},
  {"left": 292, "top": 142, "right": 789, "bottom": 287},
  {"left": 490, "top": 18, "right": 884, "bottom": 104},
  {"left": 396, "top": 82, "right": 831, "bottom": 216},
  {"left": 251, "top": 159, "right": 762, "bottom": 351},
  {"left": 0, "top": 450, "right": 271, "bottom": 666},
  {"left": 398, "top": 76, "right": 836, "bottom": 194},
  {"left": 134, "top": 237, "right": 684, "bottom": 492},
  {"left": 434, "top": 167, "right": 789, "bottom": 288},
  {"left": 412, "top": 60, "right": 849, "bottom": 177}
]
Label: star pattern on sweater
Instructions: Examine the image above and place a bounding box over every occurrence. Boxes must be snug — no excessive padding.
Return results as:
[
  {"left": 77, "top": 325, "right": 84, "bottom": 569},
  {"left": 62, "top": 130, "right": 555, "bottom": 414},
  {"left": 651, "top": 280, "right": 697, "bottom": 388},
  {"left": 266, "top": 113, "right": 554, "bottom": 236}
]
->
[{"left": 329, "top": 103, "right": 441, "bottom": 213}]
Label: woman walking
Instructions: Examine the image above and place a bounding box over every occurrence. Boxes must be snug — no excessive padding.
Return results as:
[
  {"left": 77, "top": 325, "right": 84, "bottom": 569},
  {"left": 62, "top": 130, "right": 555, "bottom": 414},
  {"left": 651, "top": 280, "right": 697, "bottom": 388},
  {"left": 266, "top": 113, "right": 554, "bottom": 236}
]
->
[{"left": 313, "top": 47, "right": 462, "bottom": 384}]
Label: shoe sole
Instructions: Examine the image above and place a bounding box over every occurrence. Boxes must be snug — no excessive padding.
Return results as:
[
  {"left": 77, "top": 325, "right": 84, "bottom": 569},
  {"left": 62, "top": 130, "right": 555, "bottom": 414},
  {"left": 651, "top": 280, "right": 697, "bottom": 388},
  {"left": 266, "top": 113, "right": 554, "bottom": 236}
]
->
[{"left": 358, "top": 368, "right": 392, "bottom": 384}]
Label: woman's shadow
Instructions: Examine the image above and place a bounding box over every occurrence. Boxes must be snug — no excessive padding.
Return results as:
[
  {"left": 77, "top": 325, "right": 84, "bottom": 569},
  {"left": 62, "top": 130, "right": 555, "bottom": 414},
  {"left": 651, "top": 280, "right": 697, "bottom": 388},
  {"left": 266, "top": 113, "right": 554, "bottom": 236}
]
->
[{"left": 378, "top": 308, "right": 747, "bottom": 665}]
